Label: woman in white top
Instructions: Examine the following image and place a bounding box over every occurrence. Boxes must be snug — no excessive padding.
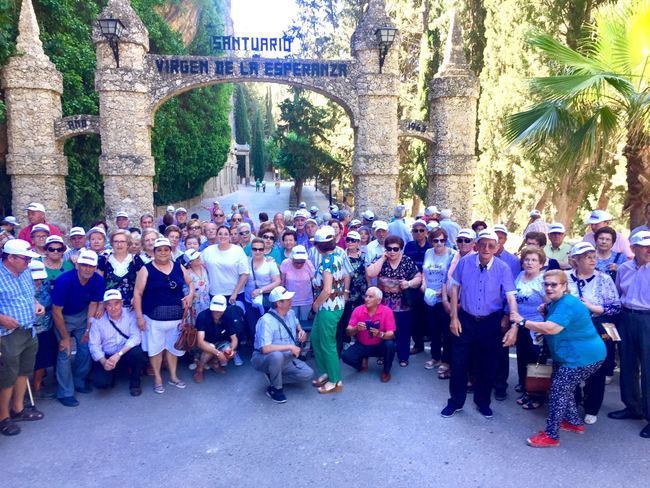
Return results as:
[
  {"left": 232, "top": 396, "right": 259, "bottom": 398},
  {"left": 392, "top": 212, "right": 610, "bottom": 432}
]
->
[
  {"left": 134, "top": 228, "right": 159, "bottom": 270},
  {"left": 98, "top": 230, "right": 138, "bottom": 308},
  {"left": 201, "top": 225, "right": 250, "bottom": 307},
  {"left": 244, "top": 238, "right": 281, "bottom": 341}
]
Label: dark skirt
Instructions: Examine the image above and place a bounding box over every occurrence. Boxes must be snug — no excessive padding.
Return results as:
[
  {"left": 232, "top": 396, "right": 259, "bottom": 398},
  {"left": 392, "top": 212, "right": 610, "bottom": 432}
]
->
[{"left": 34, "top": 328, "right": 57, "bottom": 370}]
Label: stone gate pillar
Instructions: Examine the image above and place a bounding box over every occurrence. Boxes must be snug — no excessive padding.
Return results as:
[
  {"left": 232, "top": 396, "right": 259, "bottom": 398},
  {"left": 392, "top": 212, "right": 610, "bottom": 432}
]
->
[
  {"left": 427, "top": 11, "right": 479, "bottom": 226},
  {"left": 93, "top": 0, "right": 154, "bottom": 222},
  {"left": 350, "top": 0, "right": 399, "bottom": 219},
  {"left": 1, "top": 0, "right": 71, "bottom": 228}
]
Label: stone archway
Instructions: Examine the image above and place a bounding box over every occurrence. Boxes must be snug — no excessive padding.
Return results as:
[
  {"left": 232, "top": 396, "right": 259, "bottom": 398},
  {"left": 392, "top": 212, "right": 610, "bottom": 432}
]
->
[{"left": 2, "top": 0, "right": 479, "bottom": 228}]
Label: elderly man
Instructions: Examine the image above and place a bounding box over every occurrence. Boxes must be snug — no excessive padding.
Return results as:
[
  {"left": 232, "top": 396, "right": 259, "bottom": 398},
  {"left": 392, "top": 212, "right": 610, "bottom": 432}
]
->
[
  {"left": 523, "top": 209, "right": 548, "bottom": 236},
  {"left": 251, "top": 286, "right": 312, "bottom": 403},
  {"left": 493, "top": 224, "right": 521, "bottom": 279},
  {"left": 89, "top": 289, "right": 145, "bottom": 396},
  {"left": 365, "top": 220, "right": 388, "bottom": 266},
  {"left": 139, "top": 213, "right": 154, "bottom": 230},
  {"left": 583, "top": 209, "right": 633, "bottom": 258},
  {"left": 63, "top": 227, "right": 86, "bottom": 263},
  {"left": 293, "top": 209, "right": 311, "bottom": 248},
  {"left": 361, "top": 209, "right": 375, "bottom": 227},
  {"left": 439, "top": 209, "right": 461, "bottom": 248},
  {"left": 175, "top": 207, "right": 188, "bottom": 227},
  {"left": 544, "top": 222, "right": 572, "bottom": 269},
  {"left": 609, "top": 231, "right": 650, "bottom": 438},
  {"left": 342, "top": 287, "right": 396, "bottom": 382},
  {"left": 305, "top": 218, "right": 318, "bottom": 250},
  {"left": 0, "top": 240, "right": 45, "bottom": 436},
  {"left": 387, "top": 205, "right": 412, "bottom": 244},
  {"left": 192, "top": 295, "right": 242, "bottom": 382},
  {"left": 424, "top": 205, "right": 440, "bottom": 223},
  {"left": 51, "top": 249, "right": 105, "bottom": 407},
  {"left": 199, "top": 223, "right": 219, "bottom": 251},
  {"left": 441, "top": 230, "right": 520, "bottom": 419},
  {"left": 115, "top": 212, "right": 130, "bottom": 230},
  {"left": 17, "top": 203, "right": 63, "bottom": 244},
  {"left": 631, "top": 203, "right": 650, "bottom": 236}
]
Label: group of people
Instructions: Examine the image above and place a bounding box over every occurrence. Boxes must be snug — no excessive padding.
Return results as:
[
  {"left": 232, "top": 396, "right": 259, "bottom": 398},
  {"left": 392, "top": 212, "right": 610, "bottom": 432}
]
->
[{"left": 1, "top": 199, "right": 649, "bottom": 448}]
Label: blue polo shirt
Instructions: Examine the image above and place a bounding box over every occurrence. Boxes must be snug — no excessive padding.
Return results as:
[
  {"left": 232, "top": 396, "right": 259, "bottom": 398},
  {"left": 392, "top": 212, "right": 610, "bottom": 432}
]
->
[{"left": 52, "top": 269, "right": 105, "bottom": 315}]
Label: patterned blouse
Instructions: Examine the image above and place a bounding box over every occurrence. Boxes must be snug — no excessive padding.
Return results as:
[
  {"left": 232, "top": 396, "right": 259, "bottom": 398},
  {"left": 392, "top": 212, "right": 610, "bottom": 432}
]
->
[
  {"left": 313, "top": 251, "right": 346, "bottom": 312},
  {"left": 565, "top": 270, "right": 621, "bottom": 318},
  {"left": 188, "top": 266, "right": 211, "bottom": 326},
  {"left": 377, "top": 255, "right": 418, "bottom": 313},
  {"left": 98, "top": 254, "right": 137, "bottom": 306},
  {"left": 346, "top": 253, "right": 367, "bottom": 306}
]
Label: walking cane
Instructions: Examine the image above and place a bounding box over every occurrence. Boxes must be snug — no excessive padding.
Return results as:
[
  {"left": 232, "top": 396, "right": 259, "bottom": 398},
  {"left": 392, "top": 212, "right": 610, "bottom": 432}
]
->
[{"left": 25, "top": 379, "right": 35, "bottom": 408}]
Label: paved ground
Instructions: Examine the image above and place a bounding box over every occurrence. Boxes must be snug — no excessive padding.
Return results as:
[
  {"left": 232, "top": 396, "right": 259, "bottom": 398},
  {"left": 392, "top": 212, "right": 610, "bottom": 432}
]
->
[{"left": 5, "top": 183, "right": 649, "bottom": 487}]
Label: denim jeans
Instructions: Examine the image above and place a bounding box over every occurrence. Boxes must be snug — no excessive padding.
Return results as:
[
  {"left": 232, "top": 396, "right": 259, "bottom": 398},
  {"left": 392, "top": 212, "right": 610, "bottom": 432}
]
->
[
  {"left": 342, "top": 340, "right": 396, "bottom": 374},
  {"left": 55, "top": 325, "right": 92, "bottom": 398}
]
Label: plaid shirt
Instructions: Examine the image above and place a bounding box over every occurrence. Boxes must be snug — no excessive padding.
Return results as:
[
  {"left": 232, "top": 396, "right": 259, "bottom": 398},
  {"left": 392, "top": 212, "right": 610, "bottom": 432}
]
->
[{"left": 0, "top": 261, "right": 36, "bottom": 336}]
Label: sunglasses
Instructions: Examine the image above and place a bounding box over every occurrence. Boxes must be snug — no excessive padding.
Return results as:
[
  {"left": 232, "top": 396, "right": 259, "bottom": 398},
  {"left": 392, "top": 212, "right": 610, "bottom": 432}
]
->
[
  {"left": 252, "top": 247, "right": 265, "bottom": 252},
  {"left": 262, "top": 235, "right": 275, "bottom": 240},
  {"left": 412, "top": 228, "right": 426, "bottom": 233},
  {"left": 430, "top": 238, "right": 446, "bottom": 244},
  {"left": 456, "top": 238, "right": 472, "bottom": 244},
  {"left": 46, "top": 247, "right": 65, "bottom": 253},
  {"left": 386, "top": 246, "right": 401, "bottom": 252},
  {"left": 231, "top": 218, "right": 242, "bottom": 222},
  {"left": 543, "top": 282, "right": 561, "bottom": 288},
  {"left": 189, "top": 226, "right": 201, "bottom": 230},
  {"left": 239, "top": 231, "right": 250, "bottom": 236},
  {"left": 345, "top": 238, "right": 359, "bottom": 243},
  {"left": 214, "top": 213, "right": 224, "bottom": 217}
]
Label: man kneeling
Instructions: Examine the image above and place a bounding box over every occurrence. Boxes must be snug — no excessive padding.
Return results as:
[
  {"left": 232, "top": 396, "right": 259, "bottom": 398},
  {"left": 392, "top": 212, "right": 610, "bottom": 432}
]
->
[
  {"left": 252, "top": 286, "right": 313, "bottom": 403},
  {"left": 342, "top": 287, "right": 396, "bottom": 382},
  {"left": 193, "top": 295, "right": 241, "bottom": 383},
  {"left": 89, "top": 290, "right": 146, "bottom": 396}
]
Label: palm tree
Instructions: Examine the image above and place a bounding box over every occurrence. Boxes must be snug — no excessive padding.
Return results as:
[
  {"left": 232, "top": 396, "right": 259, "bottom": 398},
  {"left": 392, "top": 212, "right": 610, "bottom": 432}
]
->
[{"left": 506, "top": 0, "right": 650, "bottom": 228}]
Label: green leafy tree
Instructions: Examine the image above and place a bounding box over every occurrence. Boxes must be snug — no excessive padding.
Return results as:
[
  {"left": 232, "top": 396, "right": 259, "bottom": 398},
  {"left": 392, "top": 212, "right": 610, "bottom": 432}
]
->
[
  {"left": 234, "top": 84, "right": 251, "bottom": 178},
  {"left": 250, "top": 107, "right": 266, "bottom": 181},
  {"left": 506, "top": 0, "right": 650, "bottom": 228}
]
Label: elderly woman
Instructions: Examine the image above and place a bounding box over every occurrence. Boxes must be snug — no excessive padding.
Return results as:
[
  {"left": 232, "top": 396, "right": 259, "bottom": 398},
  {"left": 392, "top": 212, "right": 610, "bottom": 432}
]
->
[
  {"left": 183, "top": 249, "right": 210, "bottom": 325},
  {"left": 513, "top": 270, "right": 606, "bottom": 448},
  {"left": 87, "top": 227, "right": 108, "bottom": 256},
  {"left": 134, "top": 228, "right": 159, "bottom": 271},
  {"left": 421, "top": 228, "right": 456, "bottom": 375},
  {"left": 164, "top": 225, "right": 184, "bottom": 261},
  {"left": 186, "top": 218, "right": 206, "bottom": 247},
  {"left": 566, "top": 242, "right": 620, "bottom": 424},
  {"left": 244, "top": 238, "right": 281, "bottom": 341},
  {"left": 367, "top": 235, "right": 421, "bottom": 367},
  {"left": 281, "top": 229, "right": 298, "bottom": 260},
  {"left": 98, "top": 230, "right": 137, "bottom": 307},
  {"left": 258, "top": 227, "right": 283, "bottom": 265},
  {"left": 594, "top": 226, "right": 627, "bottom": 280},
  {"left": 311, "top": 226, "right": 347, "bottom": 394},
  {"left": 133, "top": 237, "right": 194, "bottom": 393},
  {"left": 281, "top": 245, "right": 315, "bottom": 330},
  {"left": 43, "top": 236, "right": 73, "bottom": 281},
  {"left": 30, "top": 224, "right": 50, "bottom": 258},
  {"left": 513, "top": 246, "right": 547, "bottom": 410},
  {"left": 273, "top": 212, "right": 286, "bottom": 235}
]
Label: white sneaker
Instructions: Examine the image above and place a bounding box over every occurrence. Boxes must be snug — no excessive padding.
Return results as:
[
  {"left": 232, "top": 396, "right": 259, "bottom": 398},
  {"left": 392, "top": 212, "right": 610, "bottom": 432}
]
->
[
  {"left": 584, "top": 414, "right": 598, "bottom": 424},
  {"left": 234, "top": 352, "right": 243, "bottom": 366},
  {"left": 605, "top": 376, "right": 613, "bottom": 385}
]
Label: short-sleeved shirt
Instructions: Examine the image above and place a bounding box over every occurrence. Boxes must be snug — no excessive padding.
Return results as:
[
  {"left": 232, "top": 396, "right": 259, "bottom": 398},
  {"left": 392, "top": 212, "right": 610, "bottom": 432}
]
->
[
  {"left": 545, "top": 293, "right": 607, "bottom": 368},
  {"left": 495, "top": 249, "right": 521, "bottom": 280},
  {"left": 254, "top": 309, "right": 299, "bottom": 350},
  {"left": 245, "top": 258, "right": 280, "bottom": 302},
  {"left": 51, "top": 270, "right": 105, "bottom": 316},
  {"left": 514, "top": 272, "right": 545, "bottom": 322},
  {"left": 280, "top": 258, "right": 315, "bottom": 306},
  {"left": 377, "top": 255, "right": 419, "bottom": 312},
  {"left": 616, "top": 259, "right": 650, "bottom": 311},
  {"left": 202, "top": 244, "right": 250, "bottom": 296},
  {"left": 195, "top": 308, "right": 236, "bottom": 344},
  {"left": 0, "top": 262, "right": 36, "bottom": 335},
  {"left": 595, "top": 252, "right": 627, "bottom": 273},
  {"left": 45, "top": 260, "right": 74, "bottom": 283},
  {"left": 348, "top": 304, "right": 396, "bottom": 346},
  {"left": 544, "top": 243, "right": 572, "bottom": 265},
  {"left": 313, "top": 251, "right": 347, "bottom": 311},
  {"left": 422, "top": 248, "right": 456, "bottom": 305},
  {"left": 404, "top": 239, "right": 431, "bottom": 271}
]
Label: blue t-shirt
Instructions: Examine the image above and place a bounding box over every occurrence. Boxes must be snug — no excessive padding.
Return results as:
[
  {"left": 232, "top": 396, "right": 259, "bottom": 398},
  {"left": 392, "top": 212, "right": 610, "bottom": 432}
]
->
[
  {"left": 545, "top": 294, "right": 606, "bottom": 368},
  {"left": 52, "top": 270, "right": 105, "bottom": 315}
]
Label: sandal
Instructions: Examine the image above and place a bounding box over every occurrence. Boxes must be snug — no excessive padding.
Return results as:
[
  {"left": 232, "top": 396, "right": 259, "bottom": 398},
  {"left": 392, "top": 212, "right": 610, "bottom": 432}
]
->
[
  {"left": 399, "top": 361, "right": 409, "bottom": 367},
  {"left": 312, "top": 375, "right": 328, "bottom": 387},
  {"left": 153, "top": 384, "right": 165, "bottom": 394},
  {"left": 437, "top": 364, "right": 451, "bottom": 380},
  {"left": 168, "top": 379, "right": 187, "bottom": 389},
  {"left": 318, "top": 381, "right": 343, "bottom": 394},
  {"left": 10, "top": 407, "right": 44, "bottom": 422},
  {"left": 522, "top": 399, "right": 544, "bottom": 410},
  {"left": 516, "top": 393, "right": 530, "bottom": 406},
  {"left": 0, "top": 417, "right": 20, "bottom": 436},
  {"left": 424, "top": 359, "right": 440, "bottom": 370}
]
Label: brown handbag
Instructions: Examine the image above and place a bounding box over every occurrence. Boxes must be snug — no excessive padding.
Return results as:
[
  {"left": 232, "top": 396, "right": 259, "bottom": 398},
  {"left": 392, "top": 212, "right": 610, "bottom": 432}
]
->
[
  {"left": 174, "top": 312, "right": 198, "bottom": 351},
  {"left": 525, "top": 363, "right": 553, "bottom": 393}
]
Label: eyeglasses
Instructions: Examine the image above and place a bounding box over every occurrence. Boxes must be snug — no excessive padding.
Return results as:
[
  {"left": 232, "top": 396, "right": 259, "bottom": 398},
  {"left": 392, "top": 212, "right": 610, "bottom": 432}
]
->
[
  {"left": 214, "top": 213, "right": 224, "bottom": 217},
  {"left": 252, "top": 247, "right": 265, "bottom": 252},
  {"left": 262, "top": 235, "right": 275, "bottom": 240},
  {"left": 12, "top": 255, "right": 32, "bottom": 262},
  {"left": 239, "top": 231, "right": 250, "bottom": 236},
  {"left": 112, "top": 240, "right": 128, "bottom": 245},
  {"left": 430, "top": 238, "right": 447, "bottom": 244},
  {"left": 386, "top": 246, "right": 401, "bottom": 252},
  {"left": 456, "top": 238, "right": 472, "bottom": 244},
  {"left": 345, "top": 238, "right": 359, "bottom": 243},
  {"left": 412, "top": 228, "right": 426, "bottom": 233},
  {"left": 189, "top": 226, "right": 201, "bottom": 230},
  {"left": 46, "top": 247, "right": 65, "bottom": 253},
  {"left": 231, "top": 218, "right": 242, "bottom": 222},
  {"left": 543, "top": 282, "right": 561, "bottom": 288}
]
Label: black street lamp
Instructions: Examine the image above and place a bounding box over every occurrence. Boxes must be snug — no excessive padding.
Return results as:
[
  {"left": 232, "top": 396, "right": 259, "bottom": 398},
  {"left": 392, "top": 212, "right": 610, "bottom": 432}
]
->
[
  {"left": 375, "top": 26, "right": 397, "bottom": 73},
  {"left": 98, "top": 17, "right": 125, "bottom": 67}
]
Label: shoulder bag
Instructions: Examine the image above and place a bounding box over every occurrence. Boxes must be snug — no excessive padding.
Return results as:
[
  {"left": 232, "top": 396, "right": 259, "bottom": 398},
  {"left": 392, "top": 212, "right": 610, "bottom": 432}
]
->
[
  {"left": 174, "top": 311, "right": 198, "bottom": 351},
  {"left": 251, "top": 259, "right": 272, "bottom": 310}
]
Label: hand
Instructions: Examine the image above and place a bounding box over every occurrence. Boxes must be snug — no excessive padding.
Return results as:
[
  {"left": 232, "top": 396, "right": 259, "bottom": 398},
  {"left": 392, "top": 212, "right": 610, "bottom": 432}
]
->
[
  {"left": 298, "top": 329, "right": 307, "bottom": 343},
  {"left": 356, "top": 321, "right": 367, "bottom": 331},
  {"left": 80, "top": 329, "right": 90, "bottom": 344},
  {"left": 607, "top": 263, "right": 618, "bottom": 271},
  {"left": 59, "top": 336, "right": 72, "bottom": 356},
  {"left": 510, "top": 311, "right": 523, "bottom": 324},
  {"left": 500, "top": 315, "right": 511, "bottom": 333},
  {"left": 214, "top": 350, "right": 227, "bottom": 362},
  {"left": 35, "top": 303, "right": 45, "bottom": 316},
  {"left": 181, "top": 295, "right": 192, "bottom": 310},
  {"left": 450, "top": 317, "right": 462, "bottom": 337},
  {"left": 137, "top": 317, "right": 147, "bottom": 332},
  {"left": 537, "top": 303, "right": 547, "bottom": 315},
  {"left": 105, "top": 353, "right": 120, "bottom": 370},
  {"left": 228, "top": 295, "right": 237, "bottom": 305},
  {"left": 442, "top": 301, "right": 451, "bottom": 315},
  {"left": 93, "top": 306, "right": 103, "bottom": 319},
  {"left": 0, "top": 315, "right": 20, "bottom": 330},
  {"left": 252, "top": 288, "right": 261, "bottom": 298},
  {"left": 502, "top": 327, "right": 518, "bottom": 347},
  {"left": 399, "top": 280, "right": 410, "bottom": 290},
  {"left": 579, "top": 297, "right": 597, "bottom": 312},
  {"left": 290, "top": 345, "right": 301, "bottom": 358},
  {"left": 312, "top": 303, "right": 319, "bottom": 313},
  {"left": 369, "top": 328, "right": 381, "bottom": 337}
]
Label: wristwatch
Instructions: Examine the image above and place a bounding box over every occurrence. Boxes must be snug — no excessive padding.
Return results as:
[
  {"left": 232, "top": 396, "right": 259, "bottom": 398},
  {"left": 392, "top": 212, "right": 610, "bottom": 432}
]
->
[
  {"left": 516, "top": 319, "right": 527, "bottom": 329},
  {"left": 117, "top": 351, "right": 123, "bottom": 357},
  {"left": 380, "top": 331, "right": 385, "bottom": 339}
]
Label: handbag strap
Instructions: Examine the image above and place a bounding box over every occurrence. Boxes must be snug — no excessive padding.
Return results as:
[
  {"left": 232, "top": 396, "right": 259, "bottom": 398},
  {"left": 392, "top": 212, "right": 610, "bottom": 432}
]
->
[
  {"left": 268, "top": 310, "right": 298, "bottom": 344},
  {"left": 108, "top": 318, "right": 130, "bottom": 340},
  {"left": 251, "top": 258, "right": 260, "bottom": 288}
]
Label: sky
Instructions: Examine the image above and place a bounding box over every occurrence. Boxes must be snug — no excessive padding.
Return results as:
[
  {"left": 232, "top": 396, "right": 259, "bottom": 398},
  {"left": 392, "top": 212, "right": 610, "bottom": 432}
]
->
[{"left": 231, "top": 0, "right": 298, "bottom": 38}]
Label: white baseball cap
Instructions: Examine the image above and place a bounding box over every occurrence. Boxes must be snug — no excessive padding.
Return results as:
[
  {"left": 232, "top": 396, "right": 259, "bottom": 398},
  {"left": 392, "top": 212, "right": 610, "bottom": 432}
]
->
[
  {"left": 305, "top": 218, "right": 318, "bottom": 226},
  {"left": 586, "top": 209, "right": 613, "bottom": 225},
  {"left": 184, "top": 248, "right": 201, "bottom": 262},
  {"left": 115, "top": 211, "right": 129, "bottom": 219},
  {"left": 77, "top": 249, "right": 99, "bottom": 266},
  {"left": 153, "top": 237, "right": 172, "bottom": 249},
  {"left": 314, "top": 225, "right": 336, "bottom": 243},
  {"left": 457, "top": 229, "right": 476, "bottom": 241},
  {"left": 210, "top": 295, "right": 227, "bottom": 312},
  {"left": 294, "top": 209, "right": 310, "bottom": 219},
  {"left": 166, "top": 205, "right": 175, "bottom": 213},
  {"left": 362, "top": 210, "right": 375, "bottom": 221},
  {"left": 492, "top": 224, "right": 509, "bottom": 236},
  {"left": 349, "top": 219, "right": 362, "bottom": 227},
  {"left": 290, "top": 245, "right": 308, "bottom": 260},
  {"left": 372, "top": 220, "right": 388, "bottom": 232},
  {"left": 571, "top": 242, "right": 596, "bottom": 256},
  {"left": 529, "top": 209, "right": 542, "bottom": 218},
  {"left": 477, "top": 230, "right": 499, "bottom": 242},
  {"left": 346, "top": 231, "right": 361, "bottom": 241},
  {"left": 25, "top": 202, "right": 45, "bottom": 213},
  {"left": 411, "top": 219, "right": 428, "bottom": 229},
  {"left": 548, "top": 222, "right": 566, "bottom": 234},
  {"left": 3, "top": 239, "right": 40, "bottom": 258},
  {"left": 630, "top": 231, "right": 650, "bottom": 247},
  {"left": 425, "top": 205, "right": 439, "bottom": 216},
  {"left": 299, "top": 202, "right": 307, "bottom": 209},
  {"left": 69, "top": 227, "right": 86, "bottom": 237},
  {"left": 329, "top": 204, "right": 339, "bottom": 214},
  {"left": 28, "top": 260, "right": 47, "bottom": 280},
  {"left": 30, "top": 223, "right": 50, "bottom": 235},
  {"left": 269, "top": 286, "right": 295, "bottom": 303},
  {"left": 45, "top": 236, "right": 65, "bottom": 246},
  {"left": 175, "top": 207, "right": 187, "bottom": 214},
  {"left": 1, "top": 216, "right": 18, "bottom": 225},
  {"left": 309, "top": 206, "right": 319, "bottom": 214},
  {"left": 103, "top": 289, "right": 123, "bottom": 302},
  {"left": 87, "top": 226, "right": 106, "bottom": 237}
]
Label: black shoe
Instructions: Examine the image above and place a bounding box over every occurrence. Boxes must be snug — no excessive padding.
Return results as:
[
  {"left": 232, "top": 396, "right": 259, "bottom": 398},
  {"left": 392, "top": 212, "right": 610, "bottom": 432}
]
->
[
  {"left": 266, "top": 386, "right": 287, "bottom": 404},
  {"left": 129, "top": 387, "right": 142, "bottom": 397},
  {"left": 608, "top": 408, "right": 644, "bottom": 420},
  {"left": 477, "top": 405, "right": 493, "bottom": 419},
  {"left": 494, "top": 390, "right": 507, "bottom": 401},
  {"left": 441, "top": 404, "right": 462, "bottom": 418},
  {"left": 641, "top": 424, "right": 650, "bottom": 439},
  {"left": 58, "top": 396, "right": 79, "bottom": 407}
]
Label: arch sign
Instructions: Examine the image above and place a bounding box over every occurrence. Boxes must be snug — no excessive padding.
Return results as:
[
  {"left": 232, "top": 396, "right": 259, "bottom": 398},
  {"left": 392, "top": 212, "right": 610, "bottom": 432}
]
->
[{"left": 1, "top": 0, "right": 478, "bottom": 229}]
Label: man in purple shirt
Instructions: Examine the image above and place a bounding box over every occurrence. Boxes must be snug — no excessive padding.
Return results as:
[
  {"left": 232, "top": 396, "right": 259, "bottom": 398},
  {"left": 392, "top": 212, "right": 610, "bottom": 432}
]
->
[
  {"left": 441, "top": 230, "right": 519, "bottom": 419},
  {"left": 293, "top": 209, "right": 310, "bottom": 248},
  {"left": 609, "top": 231, "right": 650, "bottom": 438}
]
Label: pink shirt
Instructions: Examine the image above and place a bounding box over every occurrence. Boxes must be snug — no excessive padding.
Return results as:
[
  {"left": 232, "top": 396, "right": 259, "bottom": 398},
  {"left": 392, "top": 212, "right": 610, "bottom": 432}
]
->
[
  {"left": 583, "top": 231, "right": 633, "bottom": 258},
  {"left": 349, "top": 304, "right": 396, "bottom": 346},
  {"left": 280, "top": 258, "right": 315, "bottom": 306}
]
